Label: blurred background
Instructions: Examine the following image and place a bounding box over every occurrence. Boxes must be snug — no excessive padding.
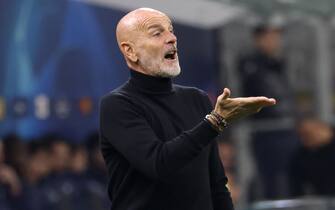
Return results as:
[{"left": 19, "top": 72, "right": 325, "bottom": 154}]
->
[{"left": 1, "top": 0, "right": 335, "bottom": 209}]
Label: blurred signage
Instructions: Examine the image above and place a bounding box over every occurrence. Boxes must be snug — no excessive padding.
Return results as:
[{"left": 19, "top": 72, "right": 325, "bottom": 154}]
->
[
  {"left": 12, "top": 98, "right": 28, "bottom": 118},
  {"left": 34, "top": 94, "right": 50, "bottom": 120},
  {"left": 54, "top": 98, "right": 71, "bottom": 119},
  {"left": 0, "top": 97, "right": 5, "bottom": 120},
  {"left": 79, "top": 97, "right": 93, "bottom": 116}
]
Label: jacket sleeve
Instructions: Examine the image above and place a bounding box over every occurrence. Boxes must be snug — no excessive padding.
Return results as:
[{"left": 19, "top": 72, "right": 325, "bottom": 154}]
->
[{"left": 99, "top": 93, "right": 218, "bottom": 181}]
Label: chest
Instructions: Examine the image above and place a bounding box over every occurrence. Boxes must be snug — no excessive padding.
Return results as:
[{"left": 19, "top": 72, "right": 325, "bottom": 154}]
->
[{"left": 134, "top": 93, "right": 208, "bottom": 140}]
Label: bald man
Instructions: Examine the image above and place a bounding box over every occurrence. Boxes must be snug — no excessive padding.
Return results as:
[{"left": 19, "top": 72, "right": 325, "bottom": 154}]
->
[{"left": 100, "top": 8, "right": 276, "bottom": 210}]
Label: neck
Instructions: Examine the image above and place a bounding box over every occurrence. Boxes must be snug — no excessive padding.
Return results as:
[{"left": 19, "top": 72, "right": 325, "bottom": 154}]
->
[{"left": 128, "top": 69, "right": 173, "bottom": 94}]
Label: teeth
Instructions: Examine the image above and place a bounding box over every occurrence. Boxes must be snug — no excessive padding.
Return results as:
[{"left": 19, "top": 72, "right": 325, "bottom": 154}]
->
[{"left": 164, "top": 50, "right": 177, "bottom": 59}]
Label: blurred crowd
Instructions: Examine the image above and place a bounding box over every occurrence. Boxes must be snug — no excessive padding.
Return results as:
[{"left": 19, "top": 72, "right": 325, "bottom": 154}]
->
[
  {"left": 0, "top": 132, "right": 109, "bottom": 210},
  {"left": 219, "top": 117, "right": 335, "bottom": 205},
  {"left": 224, "top": 23, "right": 335, "bottom": 203}
]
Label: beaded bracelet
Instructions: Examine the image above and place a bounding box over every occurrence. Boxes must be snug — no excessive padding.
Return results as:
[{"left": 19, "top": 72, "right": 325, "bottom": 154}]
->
[{"left": 205, "top": 111, "right": 228, "bottom": 132}]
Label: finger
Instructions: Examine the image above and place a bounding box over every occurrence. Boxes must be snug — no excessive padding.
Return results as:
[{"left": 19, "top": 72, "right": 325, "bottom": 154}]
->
[
  {"left": 261, "top": 98, "right": 276, "bottom": 106},
  {"left": 247, "top": 97, "right": 276, "bottom": 106},
  {"left": 222, "top": 88, "right": 231, "bottom": 99},
  {"left": 268, "top": 98, "right": 276, "bottom": 104}
]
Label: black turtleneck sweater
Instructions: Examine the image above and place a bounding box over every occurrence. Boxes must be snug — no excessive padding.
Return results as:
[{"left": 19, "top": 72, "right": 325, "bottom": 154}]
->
[{"left": 99, "top": 70, "right": 233, "bottom": 210}]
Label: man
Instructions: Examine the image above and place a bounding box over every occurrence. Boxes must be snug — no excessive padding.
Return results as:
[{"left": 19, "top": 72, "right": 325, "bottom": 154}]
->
[
  {"left": 99, "top": 8, "right": 276, "bottom": 210},
  {"left": 237, "top": 24, "right": 296, "bottom": 199},
  {"left": 238, "top": 24, "right": 292, "bottom": 119},
  {"left": 289, "top": 118, "right": 335, "bottom": 196}
]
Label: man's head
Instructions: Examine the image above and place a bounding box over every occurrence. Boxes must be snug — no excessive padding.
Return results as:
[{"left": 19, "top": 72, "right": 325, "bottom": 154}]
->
[
  {"left": 116, "top": 8, "right": 180, "bottom": 78},
  {"left": 253, "top": 24, "right": 283, "bottom": 57}
]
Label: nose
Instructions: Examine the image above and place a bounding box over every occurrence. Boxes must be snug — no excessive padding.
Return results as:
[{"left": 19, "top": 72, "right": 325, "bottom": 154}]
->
[{"left": 166, "top": 32, "right": 177, "bottom": 45}]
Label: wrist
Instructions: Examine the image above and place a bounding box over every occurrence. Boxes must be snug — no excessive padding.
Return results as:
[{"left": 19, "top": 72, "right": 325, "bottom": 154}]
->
[{"left": 205, "top": 111, "right": 228, "bottom": 132}]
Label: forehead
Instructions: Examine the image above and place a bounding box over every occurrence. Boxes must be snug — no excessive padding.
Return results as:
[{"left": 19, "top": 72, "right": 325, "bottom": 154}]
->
[{"left": 137, "top": 12, "right": 172, "bottom": 30}]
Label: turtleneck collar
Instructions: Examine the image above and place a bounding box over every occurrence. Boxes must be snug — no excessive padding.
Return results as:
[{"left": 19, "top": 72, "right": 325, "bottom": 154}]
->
[{"left": 128, "top": 70, "right": 174, "bottom": 94}]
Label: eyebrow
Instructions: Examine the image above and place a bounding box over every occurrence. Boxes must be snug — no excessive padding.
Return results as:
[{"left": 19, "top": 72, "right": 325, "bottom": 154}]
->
[
  {"left": 147, "top": 23, "right": 173, "bottom": 31},
  {"left": 147, "top": 24, "right": 164, "bottom": 30}
]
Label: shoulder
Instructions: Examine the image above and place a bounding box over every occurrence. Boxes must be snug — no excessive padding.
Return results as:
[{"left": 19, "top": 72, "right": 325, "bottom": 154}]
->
[
  {"left": 100, "top": 89, "right": 145, "bottom": 122},
  {"left": 173, "top": 84, "right": 212, "bottom": 110},
  {"left": 101, "top": 85, "right": 126, "bottom": 104},
  {"left": 100, "top": 83, "right": 137, "bottom": 112},
  {"left": 173, "top": 84, "right": 209, "bottom": 98}
]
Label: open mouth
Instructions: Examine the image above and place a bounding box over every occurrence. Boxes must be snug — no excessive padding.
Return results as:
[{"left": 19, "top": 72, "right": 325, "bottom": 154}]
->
[{"left": 164, "top": 50, "right": 177, "bottom": 60}]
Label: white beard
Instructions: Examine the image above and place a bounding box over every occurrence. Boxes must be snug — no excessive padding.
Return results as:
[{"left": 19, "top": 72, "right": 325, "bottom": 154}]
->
[{"left": 138, "top": 51, "right": 181, "bottom": 78}]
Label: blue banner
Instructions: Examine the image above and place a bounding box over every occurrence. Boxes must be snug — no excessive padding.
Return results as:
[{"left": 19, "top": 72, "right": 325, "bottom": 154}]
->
[{"left": 0, "top": 0, "right": 220, "bottom": 141}]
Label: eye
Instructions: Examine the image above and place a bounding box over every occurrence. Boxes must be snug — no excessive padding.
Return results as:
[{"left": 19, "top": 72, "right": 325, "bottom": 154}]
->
[{"left": 153, "top": 32, "right": 161, "bottom": 37}]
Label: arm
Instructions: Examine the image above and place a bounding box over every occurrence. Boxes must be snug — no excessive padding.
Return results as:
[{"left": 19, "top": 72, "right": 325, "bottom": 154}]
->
[
  {"left": 100, "top": 93, "right": 218, "bottom": 181},
  {"left": 100, "top": 89, "right": 275, "bottom": 182},
  {"left": 201, "top": 92, "right": 234, "bottom": 210}
]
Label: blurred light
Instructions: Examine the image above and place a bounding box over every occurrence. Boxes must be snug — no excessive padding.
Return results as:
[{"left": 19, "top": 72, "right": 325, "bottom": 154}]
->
[
  {"left": 54, "top": 98, "right": 71, "bottom": 119},
  {"left": 0, "top": 97, "right": 5, "bottom": 121},
  {"left": 12, "top": 98, "right": 28, "bottom": 117},
  {"left": 277, "top": 0, "right": 298, "bottom": 4},
  {"left": 79, "top": 97, "right": 93, "bottom": 116},
  {"left": 269, "top": 13, "right": 286, "bottom": 27},
  {"left": 34, "top": 94, "right": 50, "bottom": 120}
]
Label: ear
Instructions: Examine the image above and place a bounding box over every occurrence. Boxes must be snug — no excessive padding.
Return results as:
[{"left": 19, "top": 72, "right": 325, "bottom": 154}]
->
[{"left": 121, "top": 42, "right": 138, "bottom": 63}]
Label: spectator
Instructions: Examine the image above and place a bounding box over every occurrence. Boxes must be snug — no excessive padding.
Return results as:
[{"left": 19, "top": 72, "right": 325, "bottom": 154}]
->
[
  {"left": 238, "top": 24, "right": 292, "bottom": 118},
  {"left": 0, "top": 133, "right": 110, "bottom": 210},
  {"left": 289, "top": 118, "right": 335, "bottom": 197},
  {"left": 70, "top": 143, "right": 88, "bottom": 175},
  {"left": 23, "top": 140, "right": 51, "bottom": 210},
  {"left": 85, "top": 132, "right": 107, "bottom": 184},
  {"left": 66, "top": 143, "right": 91, "bottom": 210},
  {"left": 218, "top": 140, "right": 240, "bottom": 204},
  {"left": 84, "top": 132, "right": 110, "bottom": 210},
  {"left": 0, "top": 139, "right": 23, "bottom": 210},
  {"left": 237, "top": 23, "right": 298, "bottom": 199},
  {"left": 37, "top": 135, "right": 73, "bottom": 210},
  {"left": 2, "top": 134, "right": 27, "bottom": 179},
  {"left": 46, "top": 135, "right": 72, "bottom": 174},
  {"left": 25, "top": 140, "right": 50, "bottom": 185}
]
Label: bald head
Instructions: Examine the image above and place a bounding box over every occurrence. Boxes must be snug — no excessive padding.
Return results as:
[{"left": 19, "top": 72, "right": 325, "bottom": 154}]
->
[
  {"left": 116, "top": 8, "right": 168, "bottom": 49},
  {"left": 115, "top": 8, "right": 180, "bottom": 78}
]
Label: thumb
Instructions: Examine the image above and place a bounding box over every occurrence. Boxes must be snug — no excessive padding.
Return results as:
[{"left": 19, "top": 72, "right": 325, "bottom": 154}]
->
[{"left": 222, "top": 88, "right": 231, "bottom": 100}]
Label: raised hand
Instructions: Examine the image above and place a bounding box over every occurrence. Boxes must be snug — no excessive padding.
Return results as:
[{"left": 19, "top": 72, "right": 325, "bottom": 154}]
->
[{"left": 213, "top": 88, "right": 276, "bottom": 123}]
